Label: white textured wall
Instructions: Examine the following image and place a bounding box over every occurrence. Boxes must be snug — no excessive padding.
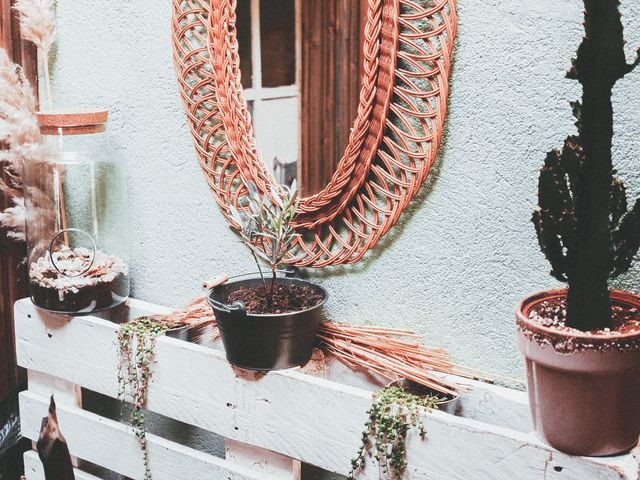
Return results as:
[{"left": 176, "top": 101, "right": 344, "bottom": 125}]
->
[{"left": 49, "top": 0, "right": 640, "bottom": 385}]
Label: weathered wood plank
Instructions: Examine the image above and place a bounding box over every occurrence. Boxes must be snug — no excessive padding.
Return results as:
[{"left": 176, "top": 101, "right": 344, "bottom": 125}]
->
[
  {"left": 20, "top": 391, "right": 266, "bottom": 480},
  {"left": 314, "top": 356, "right": 533, "bottom": 433},
  {"left": 14, "top": 298, "right": 638, "bottom": 479},
  {"left": 23, "top": 450, "right": 101, "bottom": 480},
  {"left": 225, "top": 439, "right": 301, "bottom": 480},
  {"left": 438, "top": 374, "right": 532, "bottom": 433}
]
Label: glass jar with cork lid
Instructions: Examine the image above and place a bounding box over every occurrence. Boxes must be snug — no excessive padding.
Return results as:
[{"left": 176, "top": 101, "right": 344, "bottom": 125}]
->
[{"left": 24, "top": 110, "right": 129, "bottom": 314}]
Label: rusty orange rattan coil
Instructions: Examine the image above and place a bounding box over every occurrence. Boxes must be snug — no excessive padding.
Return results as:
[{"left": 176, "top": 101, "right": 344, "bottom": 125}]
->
[{"left": 172, "top": 0, "right": 457, "bottom": 267}]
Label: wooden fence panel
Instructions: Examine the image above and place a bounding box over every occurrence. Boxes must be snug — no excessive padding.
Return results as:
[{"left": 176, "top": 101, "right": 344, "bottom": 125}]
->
[{"left": 15, "top": 298, "right": 640, "bottom": 480}]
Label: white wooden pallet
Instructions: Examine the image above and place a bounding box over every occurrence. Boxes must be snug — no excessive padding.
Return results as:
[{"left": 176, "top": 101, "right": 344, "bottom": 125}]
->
[{"left": 14, "top": 298, "right": 640, "bottom": 480}]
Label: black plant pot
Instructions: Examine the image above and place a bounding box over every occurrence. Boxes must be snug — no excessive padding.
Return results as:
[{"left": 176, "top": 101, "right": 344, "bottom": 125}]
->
[{"left": 207, "top": 273, "right": 328, "bottom": 371}]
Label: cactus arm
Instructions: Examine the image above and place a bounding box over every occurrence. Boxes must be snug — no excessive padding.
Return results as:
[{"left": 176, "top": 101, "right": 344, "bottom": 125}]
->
[
  {"left": 534, "top": 140, "right": 583, "bottom": 283},
  {"left": 610, "top": 175, "right": 628, "bottom": 229},
  {"left": 533, "top": 208, "right": 568, "bottom": 282},
  {"left": 612, "top": 197, "right": 640, "bottom": 277}
]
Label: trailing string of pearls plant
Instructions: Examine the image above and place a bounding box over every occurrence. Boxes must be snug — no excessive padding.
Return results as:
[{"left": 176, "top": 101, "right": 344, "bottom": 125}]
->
[
  {"left": 116, "top": 303, "right": 215, "bottom": 479},
  {"left": 117, "top": 317, "right": 168, "bottom": 480},
  {"left": 350, "top": 386, "right": 441, "bottom": 480}
]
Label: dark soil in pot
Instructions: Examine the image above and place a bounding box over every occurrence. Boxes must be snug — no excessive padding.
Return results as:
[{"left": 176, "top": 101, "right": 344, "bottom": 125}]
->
[
  {"left": 517, "top": 288, "right": 640, "bottom": 456},
  {"left": 227, "top": 283, "right": 323, "bottom": 314},
  {"left": 208, "top": 274, "right": 327, "bottom": 371},
  {"left": 30, "top": 272, "right": 128, "bottom": 314}
]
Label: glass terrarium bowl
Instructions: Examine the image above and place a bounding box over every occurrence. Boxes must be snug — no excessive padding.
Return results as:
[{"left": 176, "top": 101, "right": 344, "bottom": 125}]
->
[{"left": 24, "top": 110, "right": 129, "bottom": 314}]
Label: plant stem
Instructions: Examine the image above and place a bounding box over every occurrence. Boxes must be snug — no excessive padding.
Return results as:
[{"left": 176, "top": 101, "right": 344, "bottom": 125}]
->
[
  {"left": 250, "top": 249, "right": 266, "bottom": 290},
  {"left": 41, "top": 49, "right": 53, "bottom": 110},
  {"left": 269, "top": 267, "right": 276, "bottom": 307}
]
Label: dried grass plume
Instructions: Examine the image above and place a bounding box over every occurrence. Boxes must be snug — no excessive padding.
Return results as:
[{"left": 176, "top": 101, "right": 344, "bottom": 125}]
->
[
  {"left": 0, "top": 198, "right": 26, "bottom": 241},
  {"left": 0, "top": 49, "right": 39, "bottom": 153},
  {"left": 13, "top": 0, "right": 56, "bottom": 53},
  {"left": 14, "top": 0, "right": 56, "bottom": 109},
  {"left": 0, "top": 47, "right": 40, "bottom": 241}
]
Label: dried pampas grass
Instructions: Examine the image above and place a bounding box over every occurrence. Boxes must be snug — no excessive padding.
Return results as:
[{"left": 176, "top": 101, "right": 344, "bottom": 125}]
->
[
  {"left": 2, "top": 0, "right": 57, "bottom": 241},
  {"left": 13, "top": 0, "right": 56, "bottom": 109},
  {"left": 157, "top": 294, "right": 489, "bottom": 396},
  {"left": 0, "top": 47, "right": 41, "bottom": 241},
  {"left": 13, "top": 0, "right": 56, "bottom": 52},
  {"left": 0, "top": 198, "right": 26, "bottom": 241},
  {"left": 0, "top": 49, "right": 39, "bottom": 153}
]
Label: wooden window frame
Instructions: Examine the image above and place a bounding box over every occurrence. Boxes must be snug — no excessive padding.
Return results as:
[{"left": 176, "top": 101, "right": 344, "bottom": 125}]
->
[{"left": 242, "top": 0, "right": 300, "bottom": 115}]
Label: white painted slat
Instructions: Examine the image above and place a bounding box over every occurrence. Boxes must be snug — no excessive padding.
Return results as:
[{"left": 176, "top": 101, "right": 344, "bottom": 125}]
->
[
  {"left": 314, "top": 356, "right": 533, "bottom": 433},
  {"left": 28, "top": 366, "right": 84, "bottom": 470},
  {"left": 15, "top": 299, "right": 374, "bottom": 474},
  {"left": 15, "top": 299, "right": 639, "bottom": 479},
  {"left": 20, "top": 391, "right": 266, "bottom": 480},
  {"left": 225, "top": 439, "right": 301, "bottom": 480},
  {"left": 23, "top": 450, "right": 101, "bottom": 480},
  {"left": 442, "top": 375, "right": 532, "bottom": 432}
]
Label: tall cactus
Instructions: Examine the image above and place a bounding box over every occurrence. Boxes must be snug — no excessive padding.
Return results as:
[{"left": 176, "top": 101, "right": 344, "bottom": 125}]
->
[{"left": 533, "top": 0, "right": 640, "bottom": 330}]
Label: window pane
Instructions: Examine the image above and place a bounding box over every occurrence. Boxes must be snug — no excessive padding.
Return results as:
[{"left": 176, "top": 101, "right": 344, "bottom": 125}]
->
[
  {"left": 260, "top": 0, "right": 296, "bottom": 87},
  {"left": 236, "top": 0, "right": 252, "bottom": 89}
]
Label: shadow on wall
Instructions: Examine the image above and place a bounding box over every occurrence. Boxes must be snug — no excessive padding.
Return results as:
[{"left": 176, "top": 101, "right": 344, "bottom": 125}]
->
[{"left": 311, "top": 35, "right": 457, "bottom": 281}]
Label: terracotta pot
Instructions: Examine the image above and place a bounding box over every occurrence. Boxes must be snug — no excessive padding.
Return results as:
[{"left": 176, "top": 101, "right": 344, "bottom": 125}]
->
[{"left": 516, "top": 288, "right": 640, "bottom": 456}]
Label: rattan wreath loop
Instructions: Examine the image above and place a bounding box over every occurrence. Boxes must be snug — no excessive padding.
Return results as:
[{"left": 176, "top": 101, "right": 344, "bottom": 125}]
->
[{"left": 172, "top": 0, "right": 457, "bottom": 267}]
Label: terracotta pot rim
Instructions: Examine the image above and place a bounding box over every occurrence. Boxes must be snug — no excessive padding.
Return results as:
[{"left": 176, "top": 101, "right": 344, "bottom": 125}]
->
[
  {"left": 207, "top": 274, "right": 328, "bottom": 318},
  {"left": 516, "top": 288, "right": 640, "bottom": 343}
]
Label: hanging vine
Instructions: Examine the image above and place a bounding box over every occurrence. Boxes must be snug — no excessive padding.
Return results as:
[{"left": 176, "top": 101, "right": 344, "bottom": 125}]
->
[
  {"left": 350, "top": 386, "right": 441, "bottom": 479},
  {"left": 117, "top": 316, "right": 169, "bottom": 480}
]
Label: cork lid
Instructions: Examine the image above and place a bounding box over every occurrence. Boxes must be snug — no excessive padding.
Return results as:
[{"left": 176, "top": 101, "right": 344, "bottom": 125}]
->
[{"left": 37, "top": 109, "right": 108, "bottom": 135}]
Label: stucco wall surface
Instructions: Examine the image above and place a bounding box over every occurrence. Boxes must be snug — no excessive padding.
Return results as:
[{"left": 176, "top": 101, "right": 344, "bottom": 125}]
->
[{"left": 48, "top": 0, "right": 640, "bottom": 385}]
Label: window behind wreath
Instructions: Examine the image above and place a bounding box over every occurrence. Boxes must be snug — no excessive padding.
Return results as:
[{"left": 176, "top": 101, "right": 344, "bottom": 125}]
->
[
  {"left": 236, "top": 0, "right": 299, "bottom": 186},
  {"left": 237, "top": 0, "right": 365, "bottom": 195}
]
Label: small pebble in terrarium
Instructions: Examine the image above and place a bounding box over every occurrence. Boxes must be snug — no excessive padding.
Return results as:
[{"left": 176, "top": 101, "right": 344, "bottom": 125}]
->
[{"left": 29, "top": 246, "right": 129, "bottom": 313}]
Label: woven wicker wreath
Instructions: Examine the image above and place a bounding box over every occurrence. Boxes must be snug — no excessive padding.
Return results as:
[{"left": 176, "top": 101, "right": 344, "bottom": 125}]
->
[{"left": 172, "top": 0, "right": 457, "bottom": 267}]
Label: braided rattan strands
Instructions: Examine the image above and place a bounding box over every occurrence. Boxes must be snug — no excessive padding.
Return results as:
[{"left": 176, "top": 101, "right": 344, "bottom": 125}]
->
[{"left": 172, "top": 0, "right": 457, "bottom": 267}]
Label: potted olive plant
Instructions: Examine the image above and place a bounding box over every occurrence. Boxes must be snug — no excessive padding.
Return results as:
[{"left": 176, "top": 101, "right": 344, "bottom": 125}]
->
[
  {"left": 207, "top": 181, "right": 328, "bottom": 371},
  {"left": 517, "top": 0, "right": 640, "bottom": 456}
]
